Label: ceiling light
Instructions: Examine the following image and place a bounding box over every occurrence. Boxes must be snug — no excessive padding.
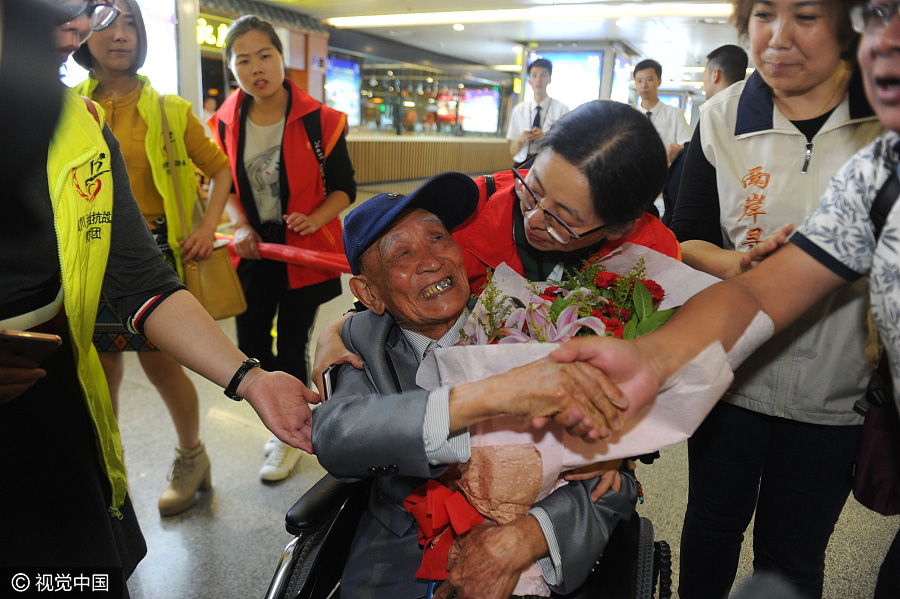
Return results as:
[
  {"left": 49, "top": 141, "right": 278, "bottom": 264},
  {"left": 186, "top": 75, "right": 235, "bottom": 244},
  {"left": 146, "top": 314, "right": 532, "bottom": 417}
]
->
[
  {"left": 325, "top": 5, "right": 734, "bottom": 28},
  {"left": 492, "top": 65, "right": 523, "bottom": 72},
  {"left": 453, "top": 23, "right": 465, "bottom": 31}
]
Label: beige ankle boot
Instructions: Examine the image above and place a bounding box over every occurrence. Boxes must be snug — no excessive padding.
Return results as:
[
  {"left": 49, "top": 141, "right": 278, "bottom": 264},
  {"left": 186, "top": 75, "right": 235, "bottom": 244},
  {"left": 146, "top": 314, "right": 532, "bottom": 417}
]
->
[{"left": 158, "top": 442, "right": 211, "bottom": 516}]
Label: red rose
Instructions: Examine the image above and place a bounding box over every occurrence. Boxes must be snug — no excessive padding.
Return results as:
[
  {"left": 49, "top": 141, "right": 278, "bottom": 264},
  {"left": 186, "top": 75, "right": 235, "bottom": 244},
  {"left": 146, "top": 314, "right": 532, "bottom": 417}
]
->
[
  {"left": 594, "top": 271, "right": 621, "bottom": 288},
  {"left": 600, "top": 315, "right": 625, "bottom": 339},
  {"left": 642, "top": 279, "right": 665, "bottom": 303}
]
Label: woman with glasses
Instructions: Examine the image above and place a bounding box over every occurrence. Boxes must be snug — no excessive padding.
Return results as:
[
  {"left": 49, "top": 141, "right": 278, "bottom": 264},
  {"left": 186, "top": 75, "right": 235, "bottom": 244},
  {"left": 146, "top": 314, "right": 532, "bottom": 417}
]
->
[
  {"left": 71, "top": 0, "right": 233, "bottom": 517},
  {"left": 666, "top": 0, "right": 884, "bottom": 595},
  {"left": 0, "top": 1, "right": 318, "bottom": 586},
  {"left": 311, "top": 99, "right": 679, "bottom": 398},
  {"left": 454, "top": 99, "right": 679, "bottom": 296}
]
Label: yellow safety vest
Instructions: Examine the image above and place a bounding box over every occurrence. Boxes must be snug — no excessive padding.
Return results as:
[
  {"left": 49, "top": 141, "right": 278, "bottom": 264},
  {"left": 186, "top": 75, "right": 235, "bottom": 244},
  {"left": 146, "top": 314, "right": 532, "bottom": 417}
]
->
[
  {"left": 73, "top": 75, "right": 197, "bottom": 279},
  {"left": 49, "top": 89, "right": 127, "bottom": 518}
]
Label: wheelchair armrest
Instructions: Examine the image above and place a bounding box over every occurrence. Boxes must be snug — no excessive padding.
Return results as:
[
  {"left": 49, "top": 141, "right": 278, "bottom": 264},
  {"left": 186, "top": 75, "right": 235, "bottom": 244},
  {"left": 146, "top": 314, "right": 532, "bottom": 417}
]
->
[{"left": 285, "top": 474, "right": 365, "bottom": 536}]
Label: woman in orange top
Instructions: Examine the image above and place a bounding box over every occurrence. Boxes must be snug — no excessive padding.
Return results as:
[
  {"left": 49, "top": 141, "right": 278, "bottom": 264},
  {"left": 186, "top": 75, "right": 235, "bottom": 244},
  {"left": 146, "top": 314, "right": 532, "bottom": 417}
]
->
[{"left": 73, "top": 0, "right": 233, "bottom": 516}]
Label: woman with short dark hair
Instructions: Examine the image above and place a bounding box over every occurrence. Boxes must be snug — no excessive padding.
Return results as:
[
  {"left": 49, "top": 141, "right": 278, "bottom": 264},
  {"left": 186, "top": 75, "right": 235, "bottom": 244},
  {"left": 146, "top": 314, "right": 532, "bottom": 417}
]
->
[{"left": 72, "top": 0, "right": 234, "bottom": 517}]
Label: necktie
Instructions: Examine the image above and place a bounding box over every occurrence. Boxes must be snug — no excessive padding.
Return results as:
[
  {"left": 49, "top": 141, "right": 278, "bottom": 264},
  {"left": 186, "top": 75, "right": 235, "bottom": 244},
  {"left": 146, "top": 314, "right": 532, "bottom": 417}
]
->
[
  {"left": 532, "top": 105, "right": 542, "bottom": 129},
  {"left": 646, "top": 110, "right": 652, "bottom": 120}
]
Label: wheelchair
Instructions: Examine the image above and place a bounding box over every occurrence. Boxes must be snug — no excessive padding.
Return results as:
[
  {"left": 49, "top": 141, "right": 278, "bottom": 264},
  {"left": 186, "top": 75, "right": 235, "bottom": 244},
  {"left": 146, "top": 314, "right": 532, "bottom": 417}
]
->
[{"left": 264, "top": 474, "right": 672, "bottom": 599}]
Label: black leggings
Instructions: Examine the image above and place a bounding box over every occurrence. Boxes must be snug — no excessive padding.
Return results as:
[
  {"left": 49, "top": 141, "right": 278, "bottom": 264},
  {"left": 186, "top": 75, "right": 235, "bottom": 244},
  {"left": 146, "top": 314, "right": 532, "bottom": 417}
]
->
[{"left": 235, "top": 258, "right": 341, "bottom": 385}]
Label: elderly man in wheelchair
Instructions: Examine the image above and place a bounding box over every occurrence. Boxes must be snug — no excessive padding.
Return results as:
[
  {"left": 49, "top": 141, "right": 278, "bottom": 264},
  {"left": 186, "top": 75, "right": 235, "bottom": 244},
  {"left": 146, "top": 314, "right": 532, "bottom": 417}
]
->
[{"left": 273, "top": 172, "right": 646, "bottom": 599}]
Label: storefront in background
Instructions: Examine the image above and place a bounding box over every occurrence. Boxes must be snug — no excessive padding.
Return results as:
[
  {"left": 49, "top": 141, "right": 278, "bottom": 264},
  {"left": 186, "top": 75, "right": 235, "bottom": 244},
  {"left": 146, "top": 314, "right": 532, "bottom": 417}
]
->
[
  {"left": 197, "top": 0, "right": 329, "bottom": 110},
  {"left": 327, "top": 52, "right": 509, "bottom": 138},
  {"left": 326, "top": 28, "right": 514, "bottom": 139}
]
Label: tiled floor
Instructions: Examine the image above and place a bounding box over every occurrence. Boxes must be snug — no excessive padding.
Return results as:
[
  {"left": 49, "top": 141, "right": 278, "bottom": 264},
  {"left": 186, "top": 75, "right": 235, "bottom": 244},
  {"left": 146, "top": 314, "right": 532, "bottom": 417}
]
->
[{"left": 116, "top": 186, "right": 899, "bottom": 598}]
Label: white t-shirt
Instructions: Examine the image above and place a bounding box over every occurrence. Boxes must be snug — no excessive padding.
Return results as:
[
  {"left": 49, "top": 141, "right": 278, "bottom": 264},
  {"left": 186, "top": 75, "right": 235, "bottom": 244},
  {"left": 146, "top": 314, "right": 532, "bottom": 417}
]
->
[
  {"left": 243, "top": 117, "right": 286, "bottom": 224},
  {"left": 506, "top": 97, "right": 570, "bottom": 163},
  {"left": 641, "top": 100, "right": 691, "bottom": 151}
]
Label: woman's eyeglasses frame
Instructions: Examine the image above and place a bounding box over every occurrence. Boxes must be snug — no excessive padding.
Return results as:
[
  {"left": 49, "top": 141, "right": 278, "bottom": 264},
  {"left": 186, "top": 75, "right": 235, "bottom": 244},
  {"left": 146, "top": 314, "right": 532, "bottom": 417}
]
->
[
  {"left": 850, "top": 1, "right": 900, "bottom": 34},
  {"left": 59, "top": 0, "right": 120, "bottom": 32},
  {"left": 511, "top": 167, "right": 608, "bottom": 244}
]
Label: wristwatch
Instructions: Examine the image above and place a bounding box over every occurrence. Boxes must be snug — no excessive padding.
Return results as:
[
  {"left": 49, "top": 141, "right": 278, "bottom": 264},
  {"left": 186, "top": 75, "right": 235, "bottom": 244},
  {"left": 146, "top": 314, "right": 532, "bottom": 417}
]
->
[{"left": 224, "top": 358, "right": 261, "bottom": 401}]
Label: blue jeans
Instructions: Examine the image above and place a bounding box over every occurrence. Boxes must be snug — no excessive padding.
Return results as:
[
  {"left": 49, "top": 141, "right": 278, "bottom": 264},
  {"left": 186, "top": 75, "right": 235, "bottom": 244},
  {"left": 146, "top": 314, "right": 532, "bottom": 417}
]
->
[{"left": 679, "top": 402, "right": 863, "bottom": 599}]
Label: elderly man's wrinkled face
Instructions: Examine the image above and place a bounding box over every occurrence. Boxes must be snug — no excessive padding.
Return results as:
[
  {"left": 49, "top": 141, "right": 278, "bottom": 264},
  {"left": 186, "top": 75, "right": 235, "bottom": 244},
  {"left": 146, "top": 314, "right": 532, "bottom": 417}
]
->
[{"left": 351, "top": 208, "right": 469, "bottom": 339}]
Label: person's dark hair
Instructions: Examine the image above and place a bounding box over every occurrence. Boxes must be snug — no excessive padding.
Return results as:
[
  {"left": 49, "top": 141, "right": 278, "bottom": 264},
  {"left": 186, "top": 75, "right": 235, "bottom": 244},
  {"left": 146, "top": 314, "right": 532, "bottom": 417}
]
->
[
  {"left": 706, "top": 45, "right": 749, "bottom": 86},
  {"left": 72, "top": 0, "right": 148, "bottom": 74},
  {"left": 633, "top": 59, "right": 662, "bottom": 80},
  {"left": 731, "top": 0, "right": 858, "bottom": 60},
  {"left": 535, "top": 100, "right": 667, "bottom": 231},
  {"left": 528, "top": 58, "right": 553, "bottom": 77},
  {"left": 223, "top": 15, "right": 284, "bottom": 63}
]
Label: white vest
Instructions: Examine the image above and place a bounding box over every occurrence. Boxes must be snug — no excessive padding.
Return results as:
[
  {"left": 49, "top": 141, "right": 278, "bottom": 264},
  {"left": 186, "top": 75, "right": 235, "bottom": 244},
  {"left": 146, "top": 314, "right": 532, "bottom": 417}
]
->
[{"left": 700, "top": 72, "right": 884, "bottom": 424}]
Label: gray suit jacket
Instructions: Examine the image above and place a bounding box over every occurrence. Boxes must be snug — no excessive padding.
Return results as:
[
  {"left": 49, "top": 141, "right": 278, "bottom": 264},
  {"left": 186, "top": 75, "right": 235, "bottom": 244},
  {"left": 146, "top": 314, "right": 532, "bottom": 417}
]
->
[{"left": 311, "top": 310, "right": 637, "bottom": 599}]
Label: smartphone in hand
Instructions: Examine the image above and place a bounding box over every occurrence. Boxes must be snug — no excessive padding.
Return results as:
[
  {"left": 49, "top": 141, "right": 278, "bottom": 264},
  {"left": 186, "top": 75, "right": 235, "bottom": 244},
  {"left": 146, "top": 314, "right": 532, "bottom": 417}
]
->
[{"left": 0, "top": 330, "right": 62, "bottom": 368}]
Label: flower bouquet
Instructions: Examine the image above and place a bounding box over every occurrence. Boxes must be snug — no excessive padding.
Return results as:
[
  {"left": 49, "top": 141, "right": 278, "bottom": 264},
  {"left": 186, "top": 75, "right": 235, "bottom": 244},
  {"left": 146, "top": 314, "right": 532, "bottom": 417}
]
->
[{"left": 414, "top": 243, "right": 738, "bottom": 595}]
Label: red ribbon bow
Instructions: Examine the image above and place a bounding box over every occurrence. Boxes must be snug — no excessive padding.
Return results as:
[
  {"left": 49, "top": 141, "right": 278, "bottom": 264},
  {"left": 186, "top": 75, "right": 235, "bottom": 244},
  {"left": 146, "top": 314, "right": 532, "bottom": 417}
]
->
[{"left": 403, "top": 479, "right": 484, "bottom": 580}]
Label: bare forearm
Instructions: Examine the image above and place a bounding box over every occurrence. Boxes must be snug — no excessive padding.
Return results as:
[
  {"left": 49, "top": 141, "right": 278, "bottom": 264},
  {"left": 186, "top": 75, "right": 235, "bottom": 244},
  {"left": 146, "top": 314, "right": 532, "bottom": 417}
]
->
[
  {"left": 680, "top": 240, "right": 743, "bottom": 279},
  {"left": 637, "top": 245, "right": 845, "bottom": 380},
  {"left": 309, "top": 190, "right": 351, "bottom": 228},
  {"left": 142, "top": 290, "right": 248, "bottom": 388},
  {"left": 447, "top": 376, "right": 509, "bottom": 432},
  {"left": 509, "top": 139, "right": 524, "bottom": 158}
]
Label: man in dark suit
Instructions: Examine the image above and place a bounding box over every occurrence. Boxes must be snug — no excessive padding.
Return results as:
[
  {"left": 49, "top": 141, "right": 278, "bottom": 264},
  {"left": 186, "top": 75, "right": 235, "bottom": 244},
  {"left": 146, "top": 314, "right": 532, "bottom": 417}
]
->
[{"left": 311, "top": 172, "right": 637, "bottom": 599}]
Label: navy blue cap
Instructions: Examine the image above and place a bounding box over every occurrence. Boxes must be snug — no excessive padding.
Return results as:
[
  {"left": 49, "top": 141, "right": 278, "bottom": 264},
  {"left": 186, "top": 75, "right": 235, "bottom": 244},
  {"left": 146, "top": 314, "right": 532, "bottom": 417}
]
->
[{"left": 344, "top": 171, "right": 479, "bottom": 275}]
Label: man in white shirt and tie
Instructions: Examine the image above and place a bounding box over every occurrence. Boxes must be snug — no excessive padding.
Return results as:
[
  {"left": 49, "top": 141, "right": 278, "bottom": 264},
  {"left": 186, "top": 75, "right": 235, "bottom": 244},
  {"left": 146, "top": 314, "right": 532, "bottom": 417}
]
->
[
  {"left": 506, "top": 58, "right": 570, "bottom": 165},
  {"left": 634, "top": 59, "right": 691, "bottom": 164}
]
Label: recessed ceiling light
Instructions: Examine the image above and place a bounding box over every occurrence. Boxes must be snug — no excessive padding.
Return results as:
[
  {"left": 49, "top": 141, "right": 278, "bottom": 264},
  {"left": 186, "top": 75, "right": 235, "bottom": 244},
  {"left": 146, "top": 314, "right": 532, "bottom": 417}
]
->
[
  {"left": 453, "top": 23, "right": 465, "bottom": 31},
  {"left": 325, "top": 5, "right": 734, "bottom": 28}
]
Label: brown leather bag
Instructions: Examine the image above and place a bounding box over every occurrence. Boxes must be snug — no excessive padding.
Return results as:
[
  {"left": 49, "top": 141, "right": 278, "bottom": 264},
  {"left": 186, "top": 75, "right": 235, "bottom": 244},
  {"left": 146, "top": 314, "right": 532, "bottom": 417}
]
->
[{"left": 159, "top": 95, "right": 246, "bottom": 320}]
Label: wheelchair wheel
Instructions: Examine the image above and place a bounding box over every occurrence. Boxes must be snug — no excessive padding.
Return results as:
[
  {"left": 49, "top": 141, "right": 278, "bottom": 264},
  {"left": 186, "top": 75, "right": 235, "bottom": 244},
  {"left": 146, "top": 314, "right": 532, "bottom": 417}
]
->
[
  {"left": 634, "top": 517, "right": 656, "bottom": 599},
  {"left": 283, "top": 524, "right": 334, "bottom": 599}
]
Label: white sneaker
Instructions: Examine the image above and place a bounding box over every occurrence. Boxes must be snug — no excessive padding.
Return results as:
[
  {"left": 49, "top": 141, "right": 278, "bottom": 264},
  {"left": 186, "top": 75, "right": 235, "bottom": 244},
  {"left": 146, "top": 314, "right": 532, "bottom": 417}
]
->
[
  {"left": 259, "top": 440, "right": 302, "bottom": 482},
  {"left": 263, "top": 434, "right": 280, "bottom": 457}
]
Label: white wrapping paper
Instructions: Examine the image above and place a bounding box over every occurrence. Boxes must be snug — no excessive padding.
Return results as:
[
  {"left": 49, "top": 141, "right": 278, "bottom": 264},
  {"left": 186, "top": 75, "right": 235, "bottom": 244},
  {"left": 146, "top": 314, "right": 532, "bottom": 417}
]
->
[{"left": 413, "top": 244, "right": 739, "bottom": 596}]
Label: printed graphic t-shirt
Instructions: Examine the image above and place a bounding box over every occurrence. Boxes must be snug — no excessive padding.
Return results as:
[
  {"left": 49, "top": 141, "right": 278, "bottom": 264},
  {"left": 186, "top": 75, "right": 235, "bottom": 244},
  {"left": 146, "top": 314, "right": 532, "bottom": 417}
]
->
[{"left": 243, "top": 117, "right": 285, "bottom": 224}]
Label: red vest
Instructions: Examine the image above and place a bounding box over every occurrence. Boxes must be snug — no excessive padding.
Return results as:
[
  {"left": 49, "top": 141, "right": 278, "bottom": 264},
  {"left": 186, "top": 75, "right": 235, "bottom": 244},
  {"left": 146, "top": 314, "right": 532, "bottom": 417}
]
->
[
  {"left": 209, "top": 80, "right": 347, "bottom": 289},
  {"left": 452, "top": 170, "right": 681, "bottom": 295}
]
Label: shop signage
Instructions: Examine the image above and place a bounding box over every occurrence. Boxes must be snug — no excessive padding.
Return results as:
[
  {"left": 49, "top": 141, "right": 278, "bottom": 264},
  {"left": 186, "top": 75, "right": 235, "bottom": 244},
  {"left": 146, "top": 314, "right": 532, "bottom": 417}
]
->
[{"left": 197, "top": 14, "right": 231, "bottom": 51}]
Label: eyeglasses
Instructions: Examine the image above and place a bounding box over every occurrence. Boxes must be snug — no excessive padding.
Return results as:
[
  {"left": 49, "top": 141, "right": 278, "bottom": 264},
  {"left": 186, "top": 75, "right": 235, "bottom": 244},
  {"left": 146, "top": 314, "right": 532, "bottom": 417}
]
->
[
  {"left": 58, "top": 1, "right": 120, "bottom": 32},
  {"left": 511, "top": 168, "right": 608, "bottom": 244},
  {"left": 850, "top": 1, "right": 900, "bottom": 33}
]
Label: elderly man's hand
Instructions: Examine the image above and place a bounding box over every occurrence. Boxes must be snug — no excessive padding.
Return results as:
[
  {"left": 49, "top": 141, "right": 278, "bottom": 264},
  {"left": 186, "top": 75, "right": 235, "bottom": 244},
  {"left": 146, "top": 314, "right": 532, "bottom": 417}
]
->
[
  {"left": 550, "top": 337, "right": 665, "bottom": 424},
  {"left": 238, "top": 369, "right": 321, "bottom": 453},
  {"left": 435, "top": 517, "right": 547, "bottom": 599},
  {"left": 497, "top": 357, "right": 627, "bottom": 440}
]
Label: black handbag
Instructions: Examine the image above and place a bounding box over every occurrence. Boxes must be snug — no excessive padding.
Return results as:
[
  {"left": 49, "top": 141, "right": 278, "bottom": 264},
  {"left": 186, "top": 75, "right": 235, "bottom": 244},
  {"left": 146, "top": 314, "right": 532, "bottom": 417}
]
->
[{"left": 851, "top": 170, "right": 900, "bottom": 516}]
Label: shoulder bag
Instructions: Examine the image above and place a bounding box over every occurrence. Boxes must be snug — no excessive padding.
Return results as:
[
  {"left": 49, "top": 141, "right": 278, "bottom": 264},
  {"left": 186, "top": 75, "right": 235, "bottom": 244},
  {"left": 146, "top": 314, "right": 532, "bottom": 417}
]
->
[
  {"left": 852, "top": 169, "right": 900, "bottom": 516},
  {"left": 159, "top": 94, "right": 247, "bottom": 320}
]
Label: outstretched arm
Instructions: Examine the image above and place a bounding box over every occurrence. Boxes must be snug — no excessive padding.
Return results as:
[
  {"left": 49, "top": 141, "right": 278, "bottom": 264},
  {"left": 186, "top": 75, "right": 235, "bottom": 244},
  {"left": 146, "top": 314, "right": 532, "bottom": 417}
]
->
[
  {"left": 680, "top": 224, "right": 795, "bottom": 280},
  {"left": 143, "top": 290, "right": 320, "bottom": 452},
  {"left": 552, "top": 243, "right": 848, "bottom": 417}
]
